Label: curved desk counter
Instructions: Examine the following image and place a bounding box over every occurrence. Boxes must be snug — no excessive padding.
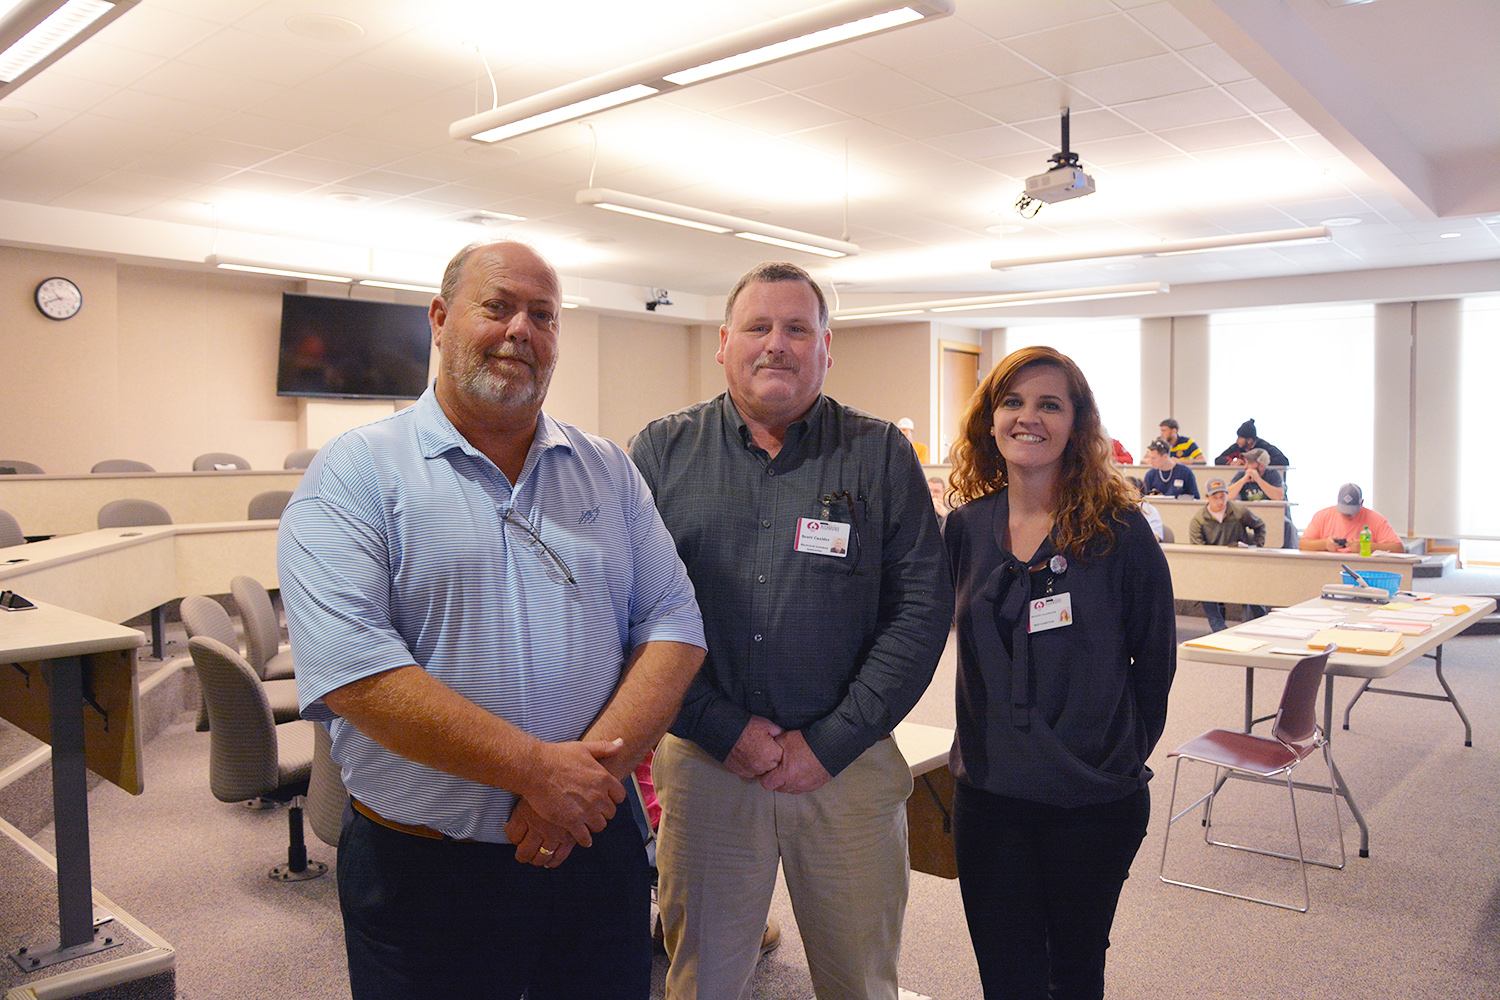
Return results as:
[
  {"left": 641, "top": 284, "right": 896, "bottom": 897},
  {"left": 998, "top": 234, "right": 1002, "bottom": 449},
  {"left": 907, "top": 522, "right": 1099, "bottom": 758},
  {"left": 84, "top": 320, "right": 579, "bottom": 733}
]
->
[
  {"left": 1149, "top": 496, "right": 1291, "bottom": 547},
  {"left": 0, "top": 470, "right": 303, "bottom": 538},
  {"left": 1161, "top": 544, "right": 1418, "bottom": 607}
]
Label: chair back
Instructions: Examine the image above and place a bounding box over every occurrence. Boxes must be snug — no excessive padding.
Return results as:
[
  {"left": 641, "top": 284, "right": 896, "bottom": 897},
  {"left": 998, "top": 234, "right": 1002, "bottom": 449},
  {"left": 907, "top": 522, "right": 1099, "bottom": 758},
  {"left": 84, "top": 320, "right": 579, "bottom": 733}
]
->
[
  {"left": 180, "top": 595, "right": 239, "bottom": 650},
  {"left": 1160, "top": 523, "right": 1175, "bottom": 543},
  {"left": 98, "top": 498, "right": 172, "bottom": 528},
  {"left": 231, "top": 575, "right": 282, "bottom": 678},
  {"left": 193, "top": 452, "right": 251, "bottom": 471},
  {"left": 248, "top": 490, "right": 293, "bottom": 520},
  {"left": 0, "top": 460, "right": 44, "bottom": 474},
  {"left": 188, "top": 636, "right": 279, "bottom": 803},
  {"left": 284, "top": 448, "right": 317, "bottom": 470},
  {"left": 91, "top": 459, "right": 155, "bottom": 473},
  {"left": 0, "top": 509, "right": 23, "bottom": 548},
  {"left": 307, "top": 723, "right": 350, "bottom": 848},
  {"left": 1273, "top": 648, "right": 1334, "bottom": 747}
]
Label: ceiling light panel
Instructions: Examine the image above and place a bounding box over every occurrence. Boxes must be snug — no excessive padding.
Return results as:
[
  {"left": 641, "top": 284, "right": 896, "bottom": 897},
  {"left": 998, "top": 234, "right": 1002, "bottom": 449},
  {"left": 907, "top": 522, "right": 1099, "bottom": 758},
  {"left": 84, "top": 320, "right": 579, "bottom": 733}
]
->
[
  {"left": 578, "top": 187, "right": 859, "bottom": 257},
  {"left": 0, "top": 0, "right": 136, "bottom": 95},
  {"left": 452, "top": 0, "right": 953, "bottom": 143}
]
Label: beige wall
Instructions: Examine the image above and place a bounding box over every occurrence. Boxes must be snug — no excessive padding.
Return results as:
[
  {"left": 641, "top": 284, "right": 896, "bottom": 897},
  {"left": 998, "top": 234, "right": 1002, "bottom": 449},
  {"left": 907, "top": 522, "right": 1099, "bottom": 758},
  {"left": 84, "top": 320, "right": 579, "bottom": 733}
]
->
[{"left": 822, "top": 321, "right": 932, "bottom": 435}]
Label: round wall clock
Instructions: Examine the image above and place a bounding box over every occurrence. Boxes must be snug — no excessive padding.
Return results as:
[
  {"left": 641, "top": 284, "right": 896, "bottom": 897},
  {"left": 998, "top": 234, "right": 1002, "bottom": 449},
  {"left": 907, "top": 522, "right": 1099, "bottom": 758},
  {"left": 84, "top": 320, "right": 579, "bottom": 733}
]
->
[{"left": 35, "top": 276, "right": 83, "bottom": 320}]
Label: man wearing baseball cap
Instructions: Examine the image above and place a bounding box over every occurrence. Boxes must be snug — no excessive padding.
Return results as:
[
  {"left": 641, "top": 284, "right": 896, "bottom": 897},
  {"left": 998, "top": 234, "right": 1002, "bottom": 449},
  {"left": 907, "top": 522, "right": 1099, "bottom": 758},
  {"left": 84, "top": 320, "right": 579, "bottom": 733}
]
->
[
  {"left": 1299, "top": 483, "right": 1404, "bottom": 553},
  {"left": 1189, "top": 477, "right": 1267, "bottom": 631}
]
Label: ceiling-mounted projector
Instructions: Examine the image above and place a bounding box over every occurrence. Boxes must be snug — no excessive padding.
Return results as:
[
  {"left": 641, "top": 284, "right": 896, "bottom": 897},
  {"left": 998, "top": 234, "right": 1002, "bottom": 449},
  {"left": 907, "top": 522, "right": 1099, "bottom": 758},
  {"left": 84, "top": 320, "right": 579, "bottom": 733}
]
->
[
  {"left": 1024, "top": 164, "right": 1095, "bottom": 204},
  {"left": 1017, "top": 106, "right": 1095, "bottom": 215}
]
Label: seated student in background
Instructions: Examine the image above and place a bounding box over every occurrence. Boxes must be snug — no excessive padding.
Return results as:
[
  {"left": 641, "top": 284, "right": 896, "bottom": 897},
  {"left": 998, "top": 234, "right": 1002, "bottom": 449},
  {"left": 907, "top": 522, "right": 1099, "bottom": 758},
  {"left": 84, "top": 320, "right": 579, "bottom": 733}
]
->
[
  {"left": 1214, "top": 418, "right": 1288, "bottom": 468},
  {"left": 1190, "top": 477, "right": 1268, "bottom": 632},
  {"left": 1142, "top": 438, "right": 1200, "bottom": 498},
  {"left": 1299, "top": 483, "right": 1404, "bottom": 553},
  {"left": 1225, "top": 448, "right": 1283, "bottom": 501},
  {"left": 1157, "top": 418, "right": 1204, "bottom": 464},
  {"left": 897, "top": 417, "right": 929, "bottom": 462},
  {"left": 1126, "top": 476, "right": 1164, "bottom": 541}
]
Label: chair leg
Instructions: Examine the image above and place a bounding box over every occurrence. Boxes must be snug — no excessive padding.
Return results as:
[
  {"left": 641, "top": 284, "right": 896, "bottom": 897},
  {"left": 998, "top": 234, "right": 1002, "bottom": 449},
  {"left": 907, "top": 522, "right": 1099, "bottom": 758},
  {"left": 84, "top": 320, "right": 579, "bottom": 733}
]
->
[{"left": 271, "top": 797, "right": 327, "bottom": 882}]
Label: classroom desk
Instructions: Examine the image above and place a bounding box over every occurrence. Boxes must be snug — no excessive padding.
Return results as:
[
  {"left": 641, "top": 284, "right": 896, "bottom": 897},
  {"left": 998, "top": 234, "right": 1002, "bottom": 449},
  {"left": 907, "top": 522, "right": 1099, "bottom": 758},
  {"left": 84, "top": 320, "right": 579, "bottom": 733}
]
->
[
  {"left": 0, "top": 601, "right": 144, "bottom": 971},
  {"left": 0, "top": 470, "right": 303, "bottom": 537},
  {"left": 1177, "top": 594, "right": 1495, "bottom": 857},
  {"left": 1148, "top": 497, "right": 1290, "bottom": 548},
  {"left": 1161, "top": 544, "right": 1417, "bottom": 606},
  {"left": 893, "top": 721, "right": 958, "bottom": 879},
  {"left": 0, "top": 523, "right": 280, "bottom": 656}
]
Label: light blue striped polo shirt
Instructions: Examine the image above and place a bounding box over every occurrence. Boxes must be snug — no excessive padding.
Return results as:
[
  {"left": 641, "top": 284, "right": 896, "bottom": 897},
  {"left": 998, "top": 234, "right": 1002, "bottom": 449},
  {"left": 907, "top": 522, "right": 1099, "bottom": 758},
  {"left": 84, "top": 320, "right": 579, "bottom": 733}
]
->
[{"left": 278, "top": 389, "right": 704, "bottom": 842}]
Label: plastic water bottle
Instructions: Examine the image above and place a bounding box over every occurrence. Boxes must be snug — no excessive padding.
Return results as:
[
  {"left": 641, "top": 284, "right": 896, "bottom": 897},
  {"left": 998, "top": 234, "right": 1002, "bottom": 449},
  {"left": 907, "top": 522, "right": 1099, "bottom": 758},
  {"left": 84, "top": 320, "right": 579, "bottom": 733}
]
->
[{"left": 1358, "top": 525, "right": 1372, "bottom": 557}]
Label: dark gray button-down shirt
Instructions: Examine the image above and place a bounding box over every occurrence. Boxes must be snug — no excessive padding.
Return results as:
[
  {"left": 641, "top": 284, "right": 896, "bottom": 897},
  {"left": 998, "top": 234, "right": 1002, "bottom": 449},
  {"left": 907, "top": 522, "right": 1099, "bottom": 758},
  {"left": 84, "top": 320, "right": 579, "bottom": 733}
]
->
[{"left": 631, "top": 393, "right": 953, "bottom": 776}]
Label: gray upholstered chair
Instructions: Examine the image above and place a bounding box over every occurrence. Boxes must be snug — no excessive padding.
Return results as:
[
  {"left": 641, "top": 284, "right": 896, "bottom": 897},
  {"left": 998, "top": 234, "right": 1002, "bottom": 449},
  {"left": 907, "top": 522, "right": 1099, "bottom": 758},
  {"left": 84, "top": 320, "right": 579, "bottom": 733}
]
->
[
  {"left": 307, "top": 723, "right": 349, "bottom": 849},
  {"left": 97, "top": 498, "right": 173, "bottom": 657},
  {"left": 247, "top": 490, "right": 293, "bottom": 520},
  {"left": 181, "top": 594, "right": 299, "bottom": 730},
  {"left": 91, "top": 459, "right": 155, "bottom": 473},
  {"left": 0, "top": 460, "right": 44, "bottom": 474},
  {"left": 0, "top": 509, "right": 23, "bottom": 549},
  {"left": 230, "top": 575, "right": 295, "bottom": 681},
  {"left": 1160, "top": 523, "right": 1175, "bottom": 543},
  {"left": 284, "top": 448, "right": 317, "bottom": 470},
  {"left": 97, "top": 498, "right": 172, "bottom": 528},
  {"left": 189, "top": 635, "right": 326, "bottom": 881},
  {"left": 193, "top": 452, "right": 251, "bottom": 471}
]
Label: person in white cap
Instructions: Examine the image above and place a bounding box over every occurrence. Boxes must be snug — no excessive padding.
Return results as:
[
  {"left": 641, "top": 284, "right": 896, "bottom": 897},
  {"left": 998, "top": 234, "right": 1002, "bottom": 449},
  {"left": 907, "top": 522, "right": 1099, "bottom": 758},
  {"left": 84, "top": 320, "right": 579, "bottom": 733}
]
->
[
  {"left": 897, "top": 416, "right": 929, "bottom": 462},
  {"left": 1299, "top": 483, "right": 1404, "bottom": 553}
]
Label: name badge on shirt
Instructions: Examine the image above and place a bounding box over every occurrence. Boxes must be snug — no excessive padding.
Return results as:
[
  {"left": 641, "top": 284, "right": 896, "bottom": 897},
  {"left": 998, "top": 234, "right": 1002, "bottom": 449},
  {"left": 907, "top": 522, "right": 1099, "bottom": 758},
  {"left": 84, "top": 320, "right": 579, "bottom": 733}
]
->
[
  {"left": 1029, "top": 593, "right": 1073, "bottom": 633},
  {"left": 795, "top": 518, "right": 851, "bottom": 557},
  {"left": 1172, "top": 479, "right": 1184, "bottom": 488}
]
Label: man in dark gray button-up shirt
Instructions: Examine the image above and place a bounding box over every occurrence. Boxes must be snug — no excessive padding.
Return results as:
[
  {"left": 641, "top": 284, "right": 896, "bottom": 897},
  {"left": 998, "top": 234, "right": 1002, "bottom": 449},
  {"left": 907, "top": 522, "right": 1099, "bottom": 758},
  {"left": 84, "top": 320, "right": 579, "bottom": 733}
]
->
[{"left": 631, "top": 261, "right": 952, "bottom": 1000}]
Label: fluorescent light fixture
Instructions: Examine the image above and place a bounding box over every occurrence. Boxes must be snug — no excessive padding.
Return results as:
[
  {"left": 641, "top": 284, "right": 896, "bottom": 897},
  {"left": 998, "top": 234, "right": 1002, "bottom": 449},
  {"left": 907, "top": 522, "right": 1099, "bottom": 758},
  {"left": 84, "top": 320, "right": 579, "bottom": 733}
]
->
[
  {"left": 579, "top": 187, "right": 859, "bottom": 257},
  {"left": 452, "top": 0, "right": 952, "bottom": 143},
  {"left": 207, "top": 257, "right": 595, "bottom": 308},
  {"left": 359, "top": 279, "right": 440, "bottom": 294},
  {"left": 209, "top": 257, "right": 353, "bottom": 283},
  {"left": 834, "top": 282, "right": 1168, "bottom": 321},
  {"left": 991, "top": 227, "right": 1331, "bottom": 271},
  {"left": 0, "top": 0, "right": 135, "bottom": 94}
]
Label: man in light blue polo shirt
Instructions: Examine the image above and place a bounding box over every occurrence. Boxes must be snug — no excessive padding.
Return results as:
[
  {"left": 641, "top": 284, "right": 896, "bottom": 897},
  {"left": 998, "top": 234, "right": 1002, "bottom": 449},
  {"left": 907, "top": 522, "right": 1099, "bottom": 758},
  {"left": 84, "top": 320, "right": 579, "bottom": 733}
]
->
[{"left": 278, "top": 240, "right": 705, "bottom": 1000}]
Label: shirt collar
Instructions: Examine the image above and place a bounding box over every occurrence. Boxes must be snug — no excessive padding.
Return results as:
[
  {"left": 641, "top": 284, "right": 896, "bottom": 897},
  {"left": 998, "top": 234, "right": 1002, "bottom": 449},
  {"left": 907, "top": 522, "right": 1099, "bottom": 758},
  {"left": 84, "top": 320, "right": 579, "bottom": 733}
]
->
[
  {"left": 721, "top": 392, "right": 823, "bottom": 455},
  {"left": 413, "top": 386, "right": 573, "bottom": 464}
]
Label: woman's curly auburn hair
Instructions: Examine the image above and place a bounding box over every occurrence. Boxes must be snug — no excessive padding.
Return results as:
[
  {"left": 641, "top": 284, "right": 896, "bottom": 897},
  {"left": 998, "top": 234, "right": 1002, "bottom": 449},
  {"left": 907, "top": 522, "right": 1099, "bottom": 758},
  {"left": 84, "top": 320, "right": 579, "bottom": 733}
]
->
[{"left": 947, "top": 345, "right": 1135, "bottom": 558}]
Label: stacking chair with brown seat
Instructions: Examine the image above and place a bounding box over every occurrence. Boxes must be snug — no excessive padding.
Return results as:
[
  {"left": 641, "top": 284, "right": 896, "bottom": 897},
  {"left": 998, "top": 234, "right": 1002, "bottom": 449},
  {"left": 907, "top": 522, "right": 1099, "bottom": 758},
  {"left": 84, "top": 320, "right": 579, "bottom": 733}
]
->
[
  {"left": 193, "top": 452, "right": 251, "bottom": 471},
  {"left": 91, "top": 459, "right": 155, "bottom": 473},
  {"left": 189, "top": 635, "right": 325, "bottom": 881},
  {"left": 181, "top": 595, "right": 299, "bottom": 730},
  {"left": 1159, "top": 648, "right": 1345, "bottom": 912}
]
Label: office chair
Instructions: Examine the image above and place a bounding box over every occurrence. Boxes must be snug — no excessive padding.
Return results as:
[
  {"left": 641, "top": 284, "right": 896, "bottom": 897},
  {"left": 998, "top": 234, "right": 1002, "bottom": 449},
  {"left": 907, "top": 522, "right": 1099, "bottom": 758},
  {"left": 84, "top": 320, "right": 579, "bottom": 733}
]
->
[
  {"left": 0, "top": 509, "right": 23, "bottom": 548},
  {"left": 247, "top": 490, "right": 293, "bottom": 520},
  {"left": 181, "top": 595, "right": 300, "bottom": 730},
  {"left": 193, "top": 452, "right": 251, "bottom": 471},
  {"left": 91, "top": 459, "right": 155, "bottom": 473},
  {"left": 0, "top": 460, "right": 44, "bottom": 474},
  {"left": 284, "top": 448, "right": 317, "bottom": 470},
  {"left": 97, "top": 498, "right": 172, "bottom": 529},
  {"left": 97, "top": 498, "right": 172, "bottom": 657},
  {"left": 1159, "top": 648, "right": 1345, "bottom": 912},
  {"left": 307, "top": 723, "right": 349, "bottom": 849},
  {"left": 1160, "top": 523, "right": 1175, "bottom": 542},
  {"left": 189, "top": 635, "right": 326, "bottom": 881},
  {"left": 230, "top": 575, "right": 295, "bottom": 681}
]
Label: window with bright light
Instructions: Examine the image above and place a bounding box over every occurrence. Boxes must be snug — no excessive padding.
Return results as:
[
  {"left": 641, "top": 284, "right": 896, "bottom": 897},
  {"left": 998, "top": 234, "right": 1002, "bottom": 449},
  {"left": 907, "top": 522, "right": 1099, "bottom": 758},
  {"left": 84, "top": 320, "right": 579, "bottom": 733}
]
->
[
  {"left": 1004, "top": 319, "right": 1142, "bottom": 456},
  {"left": 1209, "top": 304, "right": 1374, "bottom": 529},
  {"left": 1460, "top": 296, "right": 1500, "bottom": 550}
]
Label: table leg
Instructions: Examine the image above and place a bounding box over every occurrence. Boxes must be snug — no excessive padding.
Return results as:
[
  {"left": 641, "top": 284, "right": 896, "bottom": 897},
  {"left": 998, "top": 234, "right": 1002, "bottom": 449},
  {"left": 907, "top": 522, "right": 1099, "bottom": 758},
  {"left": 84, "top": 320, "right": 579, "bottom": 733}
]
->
[{"left": 1243, "top": 667, "right": 1255, "bottom": 732}]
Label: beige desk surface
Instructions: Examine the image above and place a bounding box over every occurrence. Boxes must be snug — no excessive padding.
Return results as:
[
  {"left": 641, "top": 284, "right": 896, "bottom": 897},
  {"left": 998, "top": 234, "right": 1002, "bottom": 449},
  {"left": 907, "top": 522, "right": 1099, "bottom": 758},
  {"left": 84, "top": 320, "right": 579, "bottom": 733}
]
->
[
  {"left": 892, "top": 721, "right": 953, "bottom": 777},
  {"left": 0, "top": 522, "right": 279, "bottom": 624},
  {"left": 0, "top": 470, "right": 303, "bottom": 537},
  {"left": 1150, "top": 496, "right": 1290, "bottom": 548},
  {"left": 1162, "top": 544, "right": 1417, "bottom": 606}
]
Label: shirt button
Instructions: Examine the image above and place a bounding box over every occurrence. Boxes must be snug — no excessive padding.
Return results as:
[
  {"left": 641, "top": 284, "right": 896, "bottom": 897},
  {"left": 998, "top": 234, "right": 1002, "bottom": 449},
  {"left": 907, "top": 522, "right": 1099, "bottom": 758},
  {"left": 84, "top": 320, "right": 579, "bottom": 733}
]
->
[
  {"left": 767, "top": 469, "right": 776, "bottom": 476},
  {"left": 761, "top": 519, "right": 771, "bottom": 528},
  {"left": 757, "top": 575, "right": 766, "bottom": 583},
  {"left": 754, "top": 634, "right": 763, "bottom": 642}
]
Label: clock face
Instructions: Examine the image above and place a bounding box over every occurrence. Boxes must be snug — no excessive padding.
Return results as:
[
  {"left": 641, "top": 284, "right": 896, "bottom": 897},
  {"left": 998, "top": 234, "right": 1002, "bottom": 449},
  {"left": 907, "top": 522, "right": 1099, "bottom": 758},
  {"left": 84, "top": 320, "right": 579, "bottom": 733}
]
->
[{"left": 35, "top": 276, "right": 82, "bottom": 320}]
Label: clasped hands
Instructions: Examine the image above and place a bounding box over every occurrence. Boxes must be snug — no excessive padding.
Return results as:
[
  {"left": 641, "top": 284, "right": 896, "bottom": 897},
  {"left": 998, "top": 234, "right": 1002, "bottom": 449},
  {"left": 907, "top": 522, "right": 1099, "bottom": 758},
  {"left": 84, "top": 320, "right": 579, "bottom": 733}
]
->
[
  {"left": 725, "top": 715, "right": 832, "bottom": 794},
  {"left": 504, "top": 737, "right": 625, "bottom": 869}
]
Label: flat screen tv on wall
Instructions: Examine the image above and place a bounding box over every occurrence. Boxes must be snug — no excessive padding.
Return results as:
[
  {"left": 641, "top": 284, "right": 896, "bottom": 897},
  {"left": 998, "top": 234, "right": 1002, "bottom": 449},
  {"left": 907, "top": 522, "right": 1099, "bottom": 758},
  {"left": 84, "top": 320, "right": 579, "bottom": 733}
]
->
[{"left": 276, "top": 292, "right": 433, "bottom": 400}]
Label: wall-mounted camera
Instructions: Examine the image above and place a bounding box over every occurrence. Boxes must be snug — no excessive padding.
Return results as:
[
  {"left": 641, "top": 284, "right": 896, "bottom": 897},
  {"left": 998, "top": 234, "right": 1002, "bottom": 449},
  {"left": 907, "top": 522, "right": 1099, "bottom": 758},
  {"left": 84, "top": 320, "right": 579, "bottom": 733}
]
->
[{"left": 645, "top": 288, "right": 672, "bottom": 311}]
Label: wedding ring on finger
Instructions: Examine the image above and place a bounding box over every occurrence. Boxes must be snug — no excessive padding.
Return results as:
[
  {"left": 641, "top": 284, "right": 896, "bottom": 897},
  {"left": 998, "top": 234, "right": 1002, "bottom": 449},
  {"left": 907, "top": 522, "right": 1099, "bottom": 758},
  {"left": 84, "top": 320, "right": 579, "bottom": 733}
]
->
[{"left": 537, "top": 846, "right": 554, "bottom": 857}]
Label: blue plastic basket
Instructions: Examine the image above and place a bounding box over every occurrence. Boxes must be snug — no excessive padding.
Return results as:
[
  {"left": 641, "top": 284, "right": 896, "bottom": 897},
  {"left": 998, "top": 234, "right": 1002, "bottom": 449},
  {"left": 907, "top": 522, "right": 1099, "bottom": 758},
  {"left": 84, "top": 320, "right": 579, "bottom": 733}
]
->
[{"left": 1342, "top": 569, "right": 1400, "bottom": 595}]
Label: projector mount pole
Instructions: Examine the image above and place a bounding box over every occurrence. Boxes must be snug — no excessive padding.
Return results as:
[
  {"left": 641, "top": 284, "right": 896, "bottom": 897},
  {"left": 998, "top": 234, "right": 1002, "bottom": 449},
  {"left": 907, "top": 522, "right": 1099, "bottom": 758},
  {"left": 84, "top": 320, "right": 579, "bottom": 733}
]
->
[{"left": 1050, "top": 106, "right": 1081, "bottom": 171}]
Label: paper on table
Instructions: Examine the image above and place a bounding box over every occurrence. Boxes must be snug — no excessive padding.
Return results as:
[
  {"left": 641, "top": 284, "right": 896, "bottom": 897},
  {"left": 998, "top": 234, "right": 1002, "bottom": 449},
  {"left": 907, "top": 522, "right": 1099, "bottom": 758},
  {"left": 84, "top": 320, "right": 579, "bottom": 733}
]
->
[
  {"left": 1185, "top": 632, "right": 1268, "bottom": 653},
  {"left": 1276, "top": 607, "right": 1348, "bottom": 622},
  {"left": 1361, "top": 619, "right": 1433, "bottom": 635},
  {"left": 1310, "top": 628, "right": 1404, "bottom": 656},
  {"left": 1235, "top": 622, "right": 1320, "bottom": 639}
]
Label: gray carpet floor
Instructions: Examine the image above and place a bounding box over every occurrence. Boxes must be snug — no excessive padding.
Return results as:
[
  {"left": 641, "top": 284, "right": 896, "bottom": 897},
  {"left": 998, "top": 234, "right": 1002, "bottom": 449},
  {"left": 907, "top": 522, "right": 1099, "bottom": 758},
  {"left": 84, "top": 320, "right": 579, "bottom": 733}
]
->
[{"left": 4, "top": 601, "right": 1498, "bottom": 999}]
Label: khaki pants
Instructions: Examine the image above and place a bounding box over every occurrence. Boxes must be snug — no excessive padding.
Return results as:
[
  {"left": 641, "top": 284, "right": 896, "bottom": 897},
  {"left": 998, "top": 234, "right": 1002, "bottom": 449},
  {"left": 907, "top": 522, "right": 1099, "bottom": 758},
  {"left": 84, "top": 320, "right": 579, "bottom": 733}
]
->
[{"left": 654, "top": 733, "right": 912, "bottom": 1000}]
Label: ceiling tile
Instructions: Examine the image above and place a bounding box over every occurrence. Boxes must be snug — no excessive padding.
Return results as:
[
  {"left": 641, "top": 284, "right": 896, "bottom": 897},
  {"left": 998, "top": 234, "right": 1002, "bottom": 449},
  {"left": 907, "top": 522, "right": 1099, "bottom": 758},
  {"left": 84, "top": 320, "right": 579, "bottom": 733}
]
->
[
  {"left": 1177, "top": 44, "right": 1253, "bottom": 85},
  {"left": 719, "top": 93, "right": 849, "bottom": 136},
  {"left": 1125, "top": 2, "right": 1214, "bottom": 49},
  {"left": 1155, "top": 117, "right": 1281, "bottom": 153},
  {"left": 800, "top": 71, "right": 944, "bottom": 119},
  {"left": 1114, "top": 88, "right": 1251, "bottom": 132},
  {"left": 1063, "top": 53, "right": 1212, "bottom": 106},
  {"left": 893, "top": 44, "right": 1045, "bottom": 99},
  {"left": 867, "top": 100, "right": 997, "bottom": 141},
  {"left": 1005, "top": 15, "right": 1169, "bottom": 77}
]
